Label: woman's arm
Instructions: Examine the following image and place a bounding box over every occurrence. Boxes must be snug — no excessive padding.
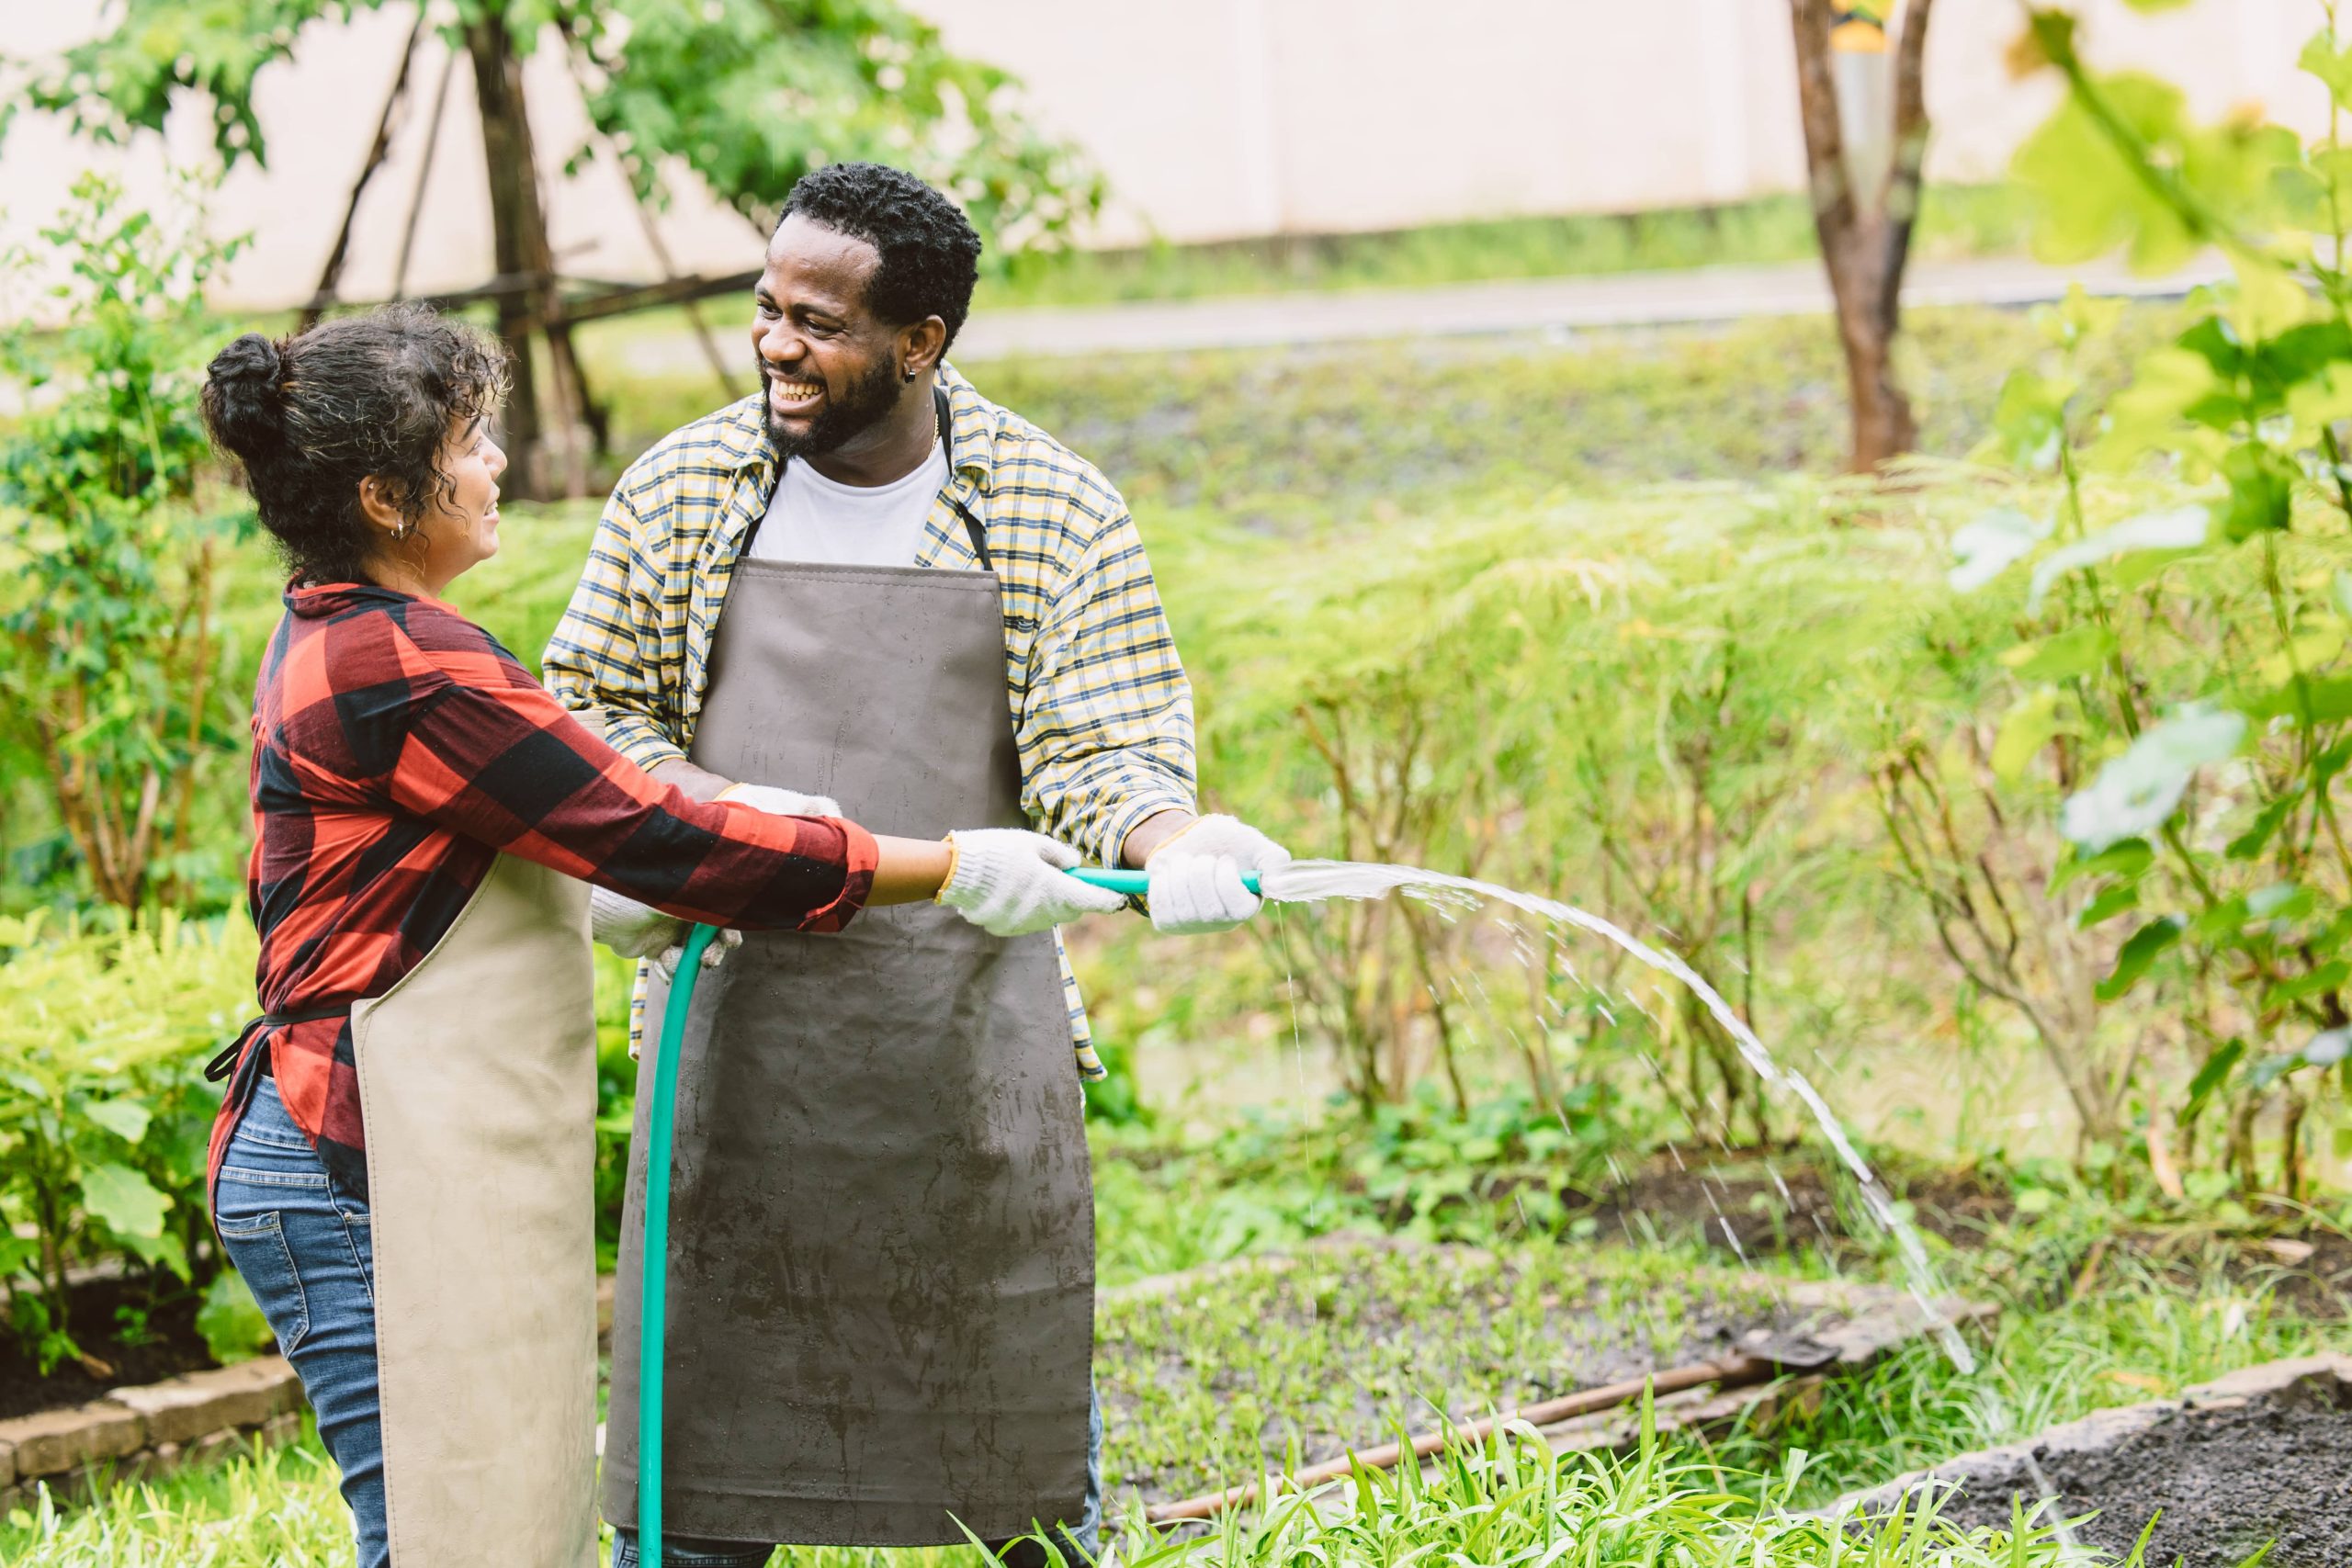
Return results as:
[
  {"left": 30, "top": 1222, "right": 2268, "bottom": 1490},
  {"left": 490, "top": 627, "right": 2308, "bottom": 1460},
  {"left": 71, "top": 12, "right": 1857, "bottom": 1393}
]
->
[{"left": 374, "top": 613, "right": 911, "bottom": 931}]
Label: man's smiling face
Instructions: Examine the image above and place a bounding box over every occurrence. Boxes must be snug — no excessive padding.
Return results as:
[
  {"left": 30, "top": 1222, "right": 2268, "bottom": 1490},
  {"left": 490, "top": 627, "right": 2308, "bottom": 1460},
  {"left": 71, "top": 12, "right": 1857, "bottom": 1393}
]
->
[{"left": 752, "top": 212, "right": 904, "bottom": 462}]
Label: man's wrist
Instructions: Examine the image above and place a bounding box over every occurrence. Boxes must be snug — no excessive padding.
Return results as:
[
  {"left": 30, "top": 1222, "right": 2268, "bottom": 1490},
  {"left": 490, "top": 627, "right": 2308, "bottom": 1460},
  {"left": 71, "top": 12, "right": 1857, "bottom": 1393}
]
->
[{"left": 1120, "top": 807, "right": 1197, "bottom": 869}]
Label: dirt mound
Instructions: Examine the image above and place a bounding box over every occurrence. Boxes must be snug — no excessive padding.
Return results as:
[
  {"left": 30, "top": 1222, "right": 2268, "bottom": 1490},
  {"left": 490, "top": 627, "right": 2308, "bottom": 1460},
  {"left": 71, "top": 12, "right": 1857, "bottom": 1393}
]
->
[{"left": 1851, "top": 1357, "right": 2352, "bottom": 1568}]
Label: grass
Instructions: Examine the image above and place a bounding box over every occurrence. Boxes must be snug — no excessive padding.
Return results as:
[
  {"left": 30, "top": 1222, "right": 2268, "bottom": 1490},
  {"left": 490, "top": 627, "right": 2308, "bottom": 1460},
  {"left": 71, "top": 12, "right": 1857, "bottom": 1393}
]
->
[{"left": 6, "top": 1229, "right": 2319, "bottom": 1565}]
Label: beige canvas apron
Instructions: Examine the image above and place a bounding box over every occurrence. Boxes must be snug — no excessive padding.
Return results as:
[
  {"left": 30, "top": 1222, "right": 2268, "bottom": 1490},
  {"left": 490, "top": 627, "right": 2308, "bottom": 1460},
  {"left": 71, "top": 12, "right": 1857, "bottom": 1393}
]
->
[
  {"left": 351, "top": 851, "right": 600, "bottom": 1566},
  {"left": 603, "top": 553, "right": 1094, "bottom": 1546}
]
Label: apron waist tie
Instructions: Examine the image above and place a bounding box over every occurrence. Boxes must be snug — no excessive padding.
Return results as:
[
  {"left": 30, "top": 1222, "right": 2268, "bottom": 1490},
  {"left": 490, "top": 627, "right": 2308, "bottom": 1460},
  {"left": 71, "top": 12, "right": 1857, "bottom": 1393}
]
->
[{"left": 205, "top": 1003, "right": 353, "bottom": 1085}]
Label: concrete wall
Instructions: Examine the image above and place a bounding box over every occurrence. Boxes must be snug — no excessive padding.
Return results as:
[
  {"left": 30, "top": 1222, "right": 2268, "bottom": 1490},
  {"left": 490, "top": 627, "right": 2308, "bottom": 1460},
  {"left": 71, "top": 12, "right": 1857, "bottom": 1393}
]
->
[{"left": 0, "top": 0, "right": 2322, "bottom": 311}]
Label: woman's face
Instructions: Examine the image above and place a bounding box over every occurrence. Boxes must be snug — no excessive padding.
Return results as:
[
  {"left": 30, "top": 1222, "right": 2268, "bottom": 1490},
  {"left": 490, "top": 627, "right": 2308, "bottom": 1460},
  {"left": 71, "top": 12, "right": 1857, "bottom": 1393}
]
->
[{"left": 375, "top": 416, "right": 506, "bottom": 593}]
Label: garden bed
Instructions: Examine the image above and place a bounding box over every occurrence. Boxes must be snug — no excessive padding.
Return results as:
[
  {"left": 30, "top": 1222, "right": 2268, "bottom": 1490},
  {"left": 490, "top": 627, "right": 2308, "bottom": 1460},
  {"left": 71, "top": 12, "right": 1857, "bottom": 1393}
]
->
[
  {"left": 1838, "top": 1353, "right": 2352, "bottom": 1568},
  {"left": 0, "top": 1271, "right": 217, "bottom": 1423},
  {"left": 1097, "top": 1236, "right": 1988, "bottom": 1509}
]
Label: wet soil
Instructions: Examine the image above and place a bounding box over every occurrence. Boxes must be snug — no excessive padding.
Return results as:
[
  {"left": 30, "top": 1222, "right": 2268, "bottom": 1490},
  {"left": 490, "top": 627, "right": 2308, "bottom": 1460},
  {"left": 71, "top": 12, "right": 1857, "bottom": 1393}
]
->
[
  {"left": 0, "top": 1273, "right": 219, "bottom": 1421},
  {"left": 1098, "top": 1239, "right": 1817, "bottom": 1505},
  {"left": 1930, "top": 1383, "right": 2352, "bottom": 1567}
]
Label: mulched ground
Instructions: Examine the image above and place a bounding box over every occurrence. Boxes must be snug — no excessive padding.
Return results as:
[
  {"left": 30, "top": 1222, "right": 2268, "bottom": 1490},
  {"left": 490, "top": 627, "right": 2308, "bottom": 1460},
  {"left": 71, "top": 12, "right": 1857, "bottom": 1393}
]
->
[
  {"left": 1929, "top": 1382, "right": 2352, "bottom": 1568},
  {"left": 1564, "top": 1149, "right": 2352, "bottom": 1316},
  {"left": 0, "top": 1273, "right": 218, "bottom": 1422}
]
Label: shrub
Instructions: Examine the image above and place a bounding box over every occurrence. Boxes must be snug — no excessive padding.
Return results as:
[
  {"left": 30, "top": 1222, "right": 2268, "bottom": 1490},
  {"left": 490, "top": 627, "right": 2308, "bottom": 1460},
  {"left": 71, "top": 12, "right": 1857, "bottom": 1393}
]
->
[{"left": 0, "top": 912, "right": 253, "bottom": 1368}]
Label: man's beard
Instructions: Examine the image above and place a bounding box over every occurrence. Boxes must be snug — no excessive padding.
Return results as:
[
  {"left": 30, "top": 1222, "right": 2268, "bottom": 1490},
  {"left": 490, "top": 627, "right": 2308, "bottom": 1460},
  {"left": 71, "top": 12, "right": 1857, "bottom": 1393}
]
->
[{"left": 762, "top": 358, "right": 901, "bottom": 462}]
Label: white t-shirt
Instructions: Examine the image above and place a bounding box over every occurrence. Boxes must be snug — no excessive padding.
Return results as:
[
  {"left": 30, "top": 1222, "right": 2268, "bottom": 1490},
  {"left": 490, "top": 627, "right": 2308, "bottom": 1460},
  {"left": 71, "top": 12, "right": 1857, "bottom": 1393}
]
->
[{"left": 747, "top": 442, "right": 950, "bottom": 567}]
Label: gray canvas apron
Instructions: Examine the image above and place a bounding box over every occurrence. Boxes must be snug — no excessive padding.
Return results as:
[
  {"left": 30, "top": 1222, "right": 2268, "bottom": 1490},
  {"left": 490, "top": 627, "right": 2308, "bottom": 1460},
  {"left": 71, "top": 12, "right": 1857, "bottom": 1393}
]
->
[
  {"left": 602, "top": 554, "right": 1094, "bottom": 1545},
  {"left": 352, "top": 852, "right": 601, "bottom": 1566}
]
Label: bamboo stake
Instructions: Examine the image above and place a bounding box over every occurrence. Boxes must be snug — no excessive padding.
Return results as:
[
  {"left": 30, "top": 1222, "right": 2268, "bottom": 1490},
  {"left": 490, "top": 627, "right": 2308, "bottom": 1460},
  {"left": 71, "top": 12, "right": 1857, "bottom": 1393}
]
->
[
  {"left": 392, "top": 40, "right": 458, "bottom": 301},
  {"left": 1142, "top": 1352, "right": 1771, "bottom": 1525},
  {"left": 302, "top": 6, "right": 428, "bottom": 329}
]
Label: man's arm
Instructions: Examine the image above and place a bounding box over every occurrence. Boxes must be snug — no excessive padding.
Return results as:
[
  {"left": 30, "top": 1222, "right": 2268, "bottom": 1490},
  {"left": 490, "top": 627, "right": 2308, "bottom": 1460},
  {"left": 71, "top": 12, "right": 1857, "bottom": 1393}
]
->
[
  {"left": 543, "top": 482, "right": 694, "bottom": 776},
  {"left": 1019, "top": 503, "right": 1200, "bottom": 865}
]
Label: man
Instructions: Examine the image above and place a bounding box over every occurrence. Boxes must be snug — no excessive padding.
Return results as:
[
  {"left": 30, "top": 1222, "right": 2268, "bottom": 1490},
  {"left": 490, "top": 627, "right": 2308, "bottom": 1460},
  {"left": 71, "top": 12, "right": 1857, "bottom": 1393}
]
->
[{"left": 544, "top": 162, "right": 1290, "bottom": 1566}]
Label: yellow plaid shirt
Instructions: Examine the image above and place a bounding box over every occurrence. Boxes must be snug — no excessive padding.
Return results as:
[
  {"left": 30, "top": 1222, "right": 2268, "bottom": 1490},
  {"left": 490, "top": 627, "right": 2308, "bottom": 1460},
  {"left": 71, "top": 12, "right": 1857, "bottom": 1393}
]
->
[{"left": 543, "top": 365, "right": 1198, "bottom": 1073}]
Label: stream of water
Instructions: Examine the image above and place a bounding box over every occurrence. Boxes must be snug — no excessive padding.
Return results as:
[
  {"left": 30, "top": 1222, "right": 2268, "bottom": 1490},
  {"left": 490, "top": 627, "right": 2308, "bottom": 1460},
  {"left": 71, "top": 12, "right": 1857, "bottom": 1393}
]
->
[{"left": 1261, "top": 858, "right": 1978, "bottom": 1371}]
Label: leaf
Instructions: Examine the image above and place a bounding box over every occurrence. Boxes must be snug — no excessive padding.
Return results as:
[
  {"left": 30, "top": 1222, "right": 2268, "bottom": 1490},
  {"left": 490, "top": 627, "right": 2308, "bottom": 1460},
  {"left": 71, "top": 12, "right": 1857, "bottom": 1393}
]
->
[
  {"left": 2076, "top": 883, "right": 2142, "bottom": 929},
  {"left": 2184, "top": 1038, "right": 2246, "bottom": 1116},
  {"left": 2052, "top": 838, "right": 2156, "bottom": 895},
  {"left": 2247, "top": 882, "right": 2315, "bottom": 922},
  {"left": 196, "top": 1271, "right": 277, "bottom": 1365},
  {"left": 2027, "top": 506, "right": 2210, "bottom": 611},
  {"left": 2267, "top": 960, "right": 2348, "bottom": 1005},
  {"left": 2098, "top": 915, "right": 2186, "bottom": 1002},
  {"left": 2061, "top": 704, "right": 2247, "bottom": 852},
  {"left": 2226, "top": 793, "right": 2301, "bottom": 860},
  {"left": 82, "top": 1098, "right": 150, "bottom": 1145},
  {"left": 122, "top": 1229, "right": 188, "bottom": 1281},
  {"left": 2220, "top": 446, "right": 2293, "bottom": 540},
  {"left": 2302, "top": 28, "right": 2352, "bottom": 108},
  {"left": 2003, "top": 625, "right": 2118, "bottom": 682},
  {"left": 1992, "top": 688, "right": 2071, "bottom": 784},
  {"left": 2285, "top": 360, "right": 2352, "bottom": 432},
  {"left": 1949, "top": 507, "right": 2045, "bottom": 592},
  {"left": 80, "top": 1162, "right": 170, "bottom": 1240},
  {"left": 1992, "top": 369, "right": 2072, "bottom": 470}
]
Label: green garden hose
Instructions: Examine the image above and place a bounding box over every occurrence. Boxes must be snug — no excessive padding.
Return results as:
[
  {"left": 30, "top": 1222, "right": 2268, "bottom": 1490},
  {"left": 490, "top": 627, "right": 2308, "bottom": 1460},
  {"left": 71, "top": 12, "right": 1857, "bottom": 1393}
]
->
[
  {"left": 636, "top": 865, "right": 1254, "bottom": 1561},
  {"left": 638, "top": 920, "right": 716, "bottom": 1566}
]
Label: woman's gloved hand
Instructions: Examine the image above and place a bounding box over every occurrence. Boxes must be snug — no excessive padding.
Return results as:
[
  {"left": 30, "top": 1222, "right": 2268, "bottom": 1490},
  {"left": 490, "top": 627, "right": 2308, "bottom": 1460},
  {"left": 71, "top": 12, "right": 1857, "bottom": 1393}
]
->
[
  {"left": 587, "top": 886, "right": 741, "bottom": 980},
  {"left": 716, "top": 782, "right": 842, "bottom": 818},
  {"left": 1144, "top": 814, "right": 1291, "bottom": 934},
  {"left": 604, "top": 784, "right": 838, "bottom": 978},
  {"left": 936, "top": 829, "right": 1127, "bottom": 937}
]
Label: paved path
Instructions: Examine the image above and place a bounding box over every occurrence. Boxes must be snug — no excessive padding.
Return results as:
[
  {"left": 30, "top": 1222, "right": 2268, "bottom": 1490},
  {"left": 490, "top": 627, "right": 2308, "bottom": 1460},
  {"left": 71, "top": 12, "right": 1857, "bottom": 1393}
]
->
[{"left": 948, "top": 253, "right": 2226, "bottom": 362}]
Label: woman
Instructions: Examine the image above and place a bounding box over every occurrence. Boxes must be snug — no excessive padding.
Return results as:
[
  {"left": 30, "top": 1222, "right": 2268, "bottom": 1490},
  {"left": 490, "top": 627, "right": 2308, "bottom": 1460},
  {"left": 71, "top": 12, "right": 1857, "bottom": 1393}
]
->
[{"left": 198, "top": 304, "right": 1122, "bottom": 1568}]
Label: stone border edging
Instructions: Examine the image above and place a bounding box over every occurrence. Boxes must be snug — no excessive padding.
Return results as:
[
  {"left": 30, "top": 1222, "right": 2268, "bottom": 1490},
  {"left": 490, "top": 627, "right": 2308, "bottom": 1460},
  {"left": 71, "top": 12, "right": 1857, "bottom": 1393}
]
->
[{"left": 0, "top": 1273, "right": 626, "bottom": 1507}]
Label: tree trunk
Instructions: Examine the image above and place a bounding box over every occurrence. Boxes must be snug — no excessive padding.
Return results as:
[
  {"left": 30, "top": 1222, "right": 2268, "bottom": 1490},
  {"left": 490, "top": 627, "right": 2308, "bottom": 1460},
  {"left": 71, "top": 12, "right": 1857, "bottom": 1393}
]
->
[
  {"left": 465, "top": 13, "right": 569, "bottom": 499},
  {"left": 1791, "top": 0, "right": 1937, "bottom": 475}
]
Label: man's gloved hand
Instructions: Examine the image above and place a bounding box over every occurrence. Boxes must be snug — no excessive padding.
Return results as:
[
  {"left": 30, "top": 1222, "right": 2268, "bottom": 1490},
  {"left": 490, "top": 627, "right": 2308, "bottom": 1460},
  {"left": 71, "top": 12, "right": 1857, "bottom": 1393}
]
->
[
  {"left": 937, "top": 829, "right": 1126, "bottom": 937},
  {"left": 587, "top": 886, "right": 741, "bottom": 981},
  {"left": 1144, "top": 814, "right": 1291, "bottom": 934},
  {"left": 717, "top": 782, "right": 842, "bottom": 818}
]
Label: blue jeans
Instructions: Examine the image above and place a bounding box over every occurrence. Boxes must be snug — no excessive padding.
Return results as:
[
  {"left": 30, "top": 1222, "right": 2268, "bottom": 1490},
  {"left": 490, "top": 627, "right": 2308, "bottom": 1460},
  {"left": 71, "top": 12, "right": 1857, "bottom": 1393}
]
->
[
  {"left": 211, "top": 1077, "right": 389, "bottom": 1568},
  {"left": 611, "top": 1393, "right": 1105, "bottom": 1567}
]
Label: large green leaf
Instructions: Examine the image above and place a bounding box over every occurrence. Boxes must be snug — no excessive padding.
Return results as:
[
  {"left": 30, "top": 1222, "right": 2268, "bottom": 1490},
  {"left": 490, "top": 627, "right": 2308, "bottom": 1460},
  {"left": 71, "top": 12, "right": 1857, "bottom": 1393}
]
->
[
  {"left": 2026, "top": 506, "right": 2210, "bottom": 612},
  {"left": 82, "top": 1097, "right": 150, "bottom": 1145},
  {"left": 2061, "top": 704, "right": 2246, "bottom": 852},
  {"left": 80, "top": 1161, "right": 170, "bottom": 1239}
]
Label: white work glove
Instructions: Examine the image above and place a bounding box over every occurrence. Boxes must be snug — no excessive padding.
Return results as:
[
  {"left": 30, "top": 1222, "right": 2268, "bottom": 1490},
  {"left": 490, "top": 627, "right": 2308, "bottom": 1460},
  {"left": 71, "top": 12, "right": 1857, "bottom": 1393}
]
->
[
  {"left": 717, "top": 781, "right": 842, "bottom": 818},
  {"left": 588, "top": 885, "right": 740, "bottom": 982},
  {"left": 594, "top": 784, "right": 843, "bottom": 980},
  {"left": 936, "top": 829, "right": 1126, "bottom": 937},
  {"left": 1144, "top": 814, "right": 1291, "bottom": 935}
]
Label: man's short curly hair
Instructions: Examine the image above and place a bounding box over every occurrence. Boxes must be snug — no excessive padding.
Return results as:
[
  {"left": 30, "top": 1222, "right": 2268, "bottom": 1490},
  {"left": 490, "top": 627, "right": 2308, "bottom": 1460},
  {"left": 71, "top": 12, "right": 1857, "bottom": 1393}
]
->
[{"left": 778, "top": 163, "right": 984, "bottom": 350}]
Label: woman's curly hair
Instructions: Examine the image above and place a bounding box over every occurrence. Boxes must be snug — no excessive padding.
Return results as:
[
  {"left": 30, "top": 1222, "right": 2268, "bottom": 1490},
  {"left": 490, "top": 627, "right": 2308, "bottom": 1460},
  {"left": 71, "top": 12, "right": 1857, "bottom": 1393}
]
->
[{"left": 202, "top": 303, "right": 509, "bottom": 585}]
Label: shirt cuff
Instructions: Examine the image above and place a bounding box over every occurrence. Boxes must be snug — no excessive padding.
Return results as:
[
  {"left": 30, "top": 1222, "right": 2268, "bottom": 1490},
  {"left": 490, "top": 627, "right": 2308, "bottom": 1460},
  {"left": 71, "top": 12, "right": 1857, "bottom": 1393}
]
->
[
  {"left": 794, "top": 818, "right": 880, "bottom": 932},
  {"left": 605, "top": 713, "right": 690, "bottom": 775}
]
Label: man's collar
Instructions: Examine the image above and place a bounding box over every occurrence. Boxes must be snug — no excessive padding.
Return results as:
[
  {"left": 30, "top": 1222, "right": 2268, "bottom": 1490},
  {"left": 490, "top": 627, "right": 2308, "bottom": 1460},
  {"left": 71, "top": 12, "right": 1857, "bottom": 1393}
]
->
[{"left": 719, "top": 362, "right": 993, "bottom": 492}]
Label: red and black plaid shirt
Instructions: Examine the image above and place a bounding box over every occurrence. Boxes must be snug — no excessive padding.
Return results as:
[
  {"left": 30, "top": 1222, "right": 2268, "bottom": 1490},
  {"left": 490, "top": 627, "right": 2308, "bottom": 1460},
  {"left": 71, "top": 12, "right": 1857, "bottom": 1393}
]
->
[{"left": 209, "top": 581, "right": 877, "bottom": 1199}]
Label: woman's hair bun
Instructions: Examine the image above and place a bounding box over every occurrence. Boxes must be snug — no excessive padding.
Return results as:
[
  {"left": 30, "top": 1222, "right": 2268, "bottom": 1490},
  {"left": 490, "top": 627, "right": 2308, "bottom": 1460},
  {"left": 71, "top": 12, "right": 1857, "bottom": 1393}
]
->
[{"left": 200, "top": 332, "right": 288, "bottom": 463}]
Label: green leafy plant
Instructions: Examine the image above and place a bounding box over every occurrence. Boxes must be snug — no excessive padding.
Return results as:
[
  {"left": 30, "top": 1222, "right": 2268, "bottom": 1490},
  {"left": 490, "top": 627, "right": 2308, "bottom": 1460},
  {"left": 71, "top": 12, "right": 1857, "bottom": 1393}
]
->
[
  {"left": 0, "top": 173, "right": 243, "bottom": 911},
  {"left": 0, "top": 911, "right": 254, "bottom": 1369},
  {"left": 1937, "top": 6, "right": 2352, "bottom": 1197}
]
